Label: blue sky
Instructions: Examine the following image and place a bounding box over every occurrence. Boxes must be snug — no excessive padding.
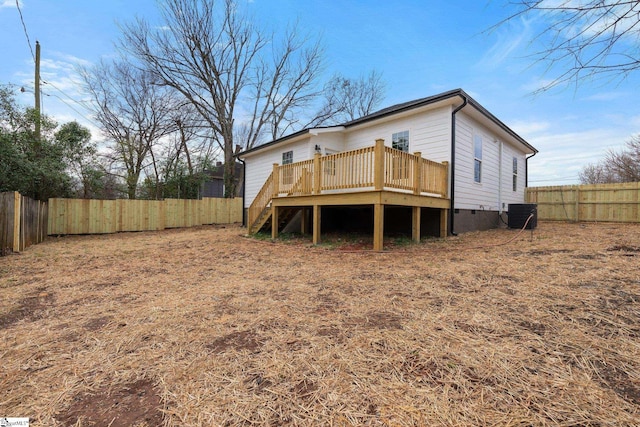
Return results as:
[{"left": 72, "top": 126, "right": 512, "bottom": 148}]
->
[{"left": 1, "top": 0, "right": 639, "bottom": 185}]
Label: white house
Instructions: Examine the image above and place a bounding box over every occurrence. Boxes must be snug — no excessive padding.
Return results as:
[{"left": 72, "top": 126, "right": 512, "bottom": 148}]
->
[{"left": 237, "top": 89, "right": 537, "bottom": 249}]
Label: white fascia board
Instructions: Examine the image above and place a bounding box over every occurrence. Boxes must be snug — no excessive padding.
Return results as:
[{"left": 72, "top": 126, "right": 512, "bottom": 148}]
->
[
  {"left": 239, "top": 132, "right": 311, "bottom": 159},
  {"left": 308, "top": 126, "right": 346, "bottom": 136},
  {"left": 344, "top": 97, "right": 459, "bottom": 133}
]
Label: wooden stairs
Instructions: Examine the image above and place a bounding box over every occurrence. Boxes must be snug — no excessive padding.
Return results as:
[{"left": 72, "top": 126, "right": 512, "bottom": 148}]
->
[
  {"left": 248, "top": 171, "right": 310, "bottom": 234},
  {"left": 249, "top": 205, "right": 298, "bottom": 234}
]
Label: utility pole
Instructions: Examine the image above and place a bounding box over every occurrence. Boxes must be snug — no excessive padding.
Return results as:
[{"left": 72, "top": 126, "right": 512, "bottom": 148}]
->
[{"left": 34, "top": 40, "right": 41, "bottom": 141}]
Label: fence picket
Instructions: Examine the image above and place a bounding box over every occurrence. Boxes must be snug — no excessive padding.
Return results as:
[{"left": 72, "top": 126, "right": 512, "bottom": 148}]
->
[
  {"left": 526, "top": 183, "right": 640, "bottom": 222},
  {"left": 47, "top": 197, "right": 242, "bottom": 235},
  {"left": 0, "top": 192, "right": 48, "bottom": 254}
]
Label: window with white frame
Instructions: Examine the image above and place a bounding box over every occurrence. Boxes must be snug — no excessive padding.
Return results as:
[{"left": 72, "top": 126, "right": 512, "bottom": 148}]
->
[
  {"left": 392, "top": 130, "right": 409, "bottom": 152},
  {"left": 391, "top": 130, "right": 410, "bottom": 180},
  {"left": 474, "top": 135, "right": 482, "bottom": 183},
  {"left": 512, "top": 157, "right": 518, "bottom": 191},
  {"left": 282, "top": 150, "right": 293, "bottom": 185},
  {"left": 282, "top": 151, "right": 293, "bottom": 165},
  {"left": 324, "top": 148, "right": 338, "bottom": 176}
]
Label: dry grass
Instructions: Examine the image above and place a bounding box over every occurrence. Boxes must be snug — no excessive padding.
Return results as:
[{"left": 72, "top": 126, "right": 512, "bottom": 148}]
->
[{"left": 1, "top": 221, "right": 639, "bottom": 426}]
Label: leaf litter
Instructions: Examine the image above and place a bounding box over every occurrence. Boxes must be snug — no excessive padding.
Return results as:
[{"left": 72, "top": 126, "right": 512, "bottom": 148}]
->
[{"left": 0, "top": 222, "right": 639, "bottom": 426}]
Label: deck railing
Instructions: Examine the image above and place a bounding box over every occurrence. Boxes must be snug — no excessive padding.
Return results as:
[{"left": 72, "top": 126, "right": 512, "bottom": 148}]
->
[
  {"left": 421, "top": 157, "right": 449, "bottom": 197},
  {"left": 384, "top": 146, "right": 416, "bottom": 192},
  {"left": 247, "top": 139, "right": 449, "bottom": 230},
  {"left": 321, "top": 146, "right": 376, "bottom": 191},
  {"left": 278, "top": 159, "right": 314, "bottom": 195}
]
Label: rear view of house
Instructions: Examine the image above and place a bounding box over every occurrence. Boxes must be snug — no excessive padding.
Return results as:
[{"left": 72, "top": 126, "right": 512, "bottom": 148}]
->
[{"left": 237, "top": 89, "right": 537, "bottom": 249}]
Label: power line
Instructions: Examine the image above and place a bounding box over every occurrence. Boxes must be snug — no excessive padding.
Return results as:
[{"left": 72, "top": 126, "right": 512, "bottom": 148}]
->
[
  {"left": 15, "top": 0, "right": 35, "bottom": 61},
  {"left": 529, "top": 177, "right": 579, "bottom": 183},
  {"left": 40, "top": 89, "right": 102, "bottom": 130},
  {"left": 42, "top": 79, "right": 95, "bottom": 114},
  {"left": 40, "top": 79, "right": 103, "bottom": 129}
]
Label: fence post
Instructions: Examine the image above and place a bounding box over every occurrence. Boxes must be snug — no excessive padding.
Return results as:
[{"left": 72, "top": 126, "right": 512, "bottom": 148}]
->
[
  {"left": 374, "top": 139, "right": 385, "bottom": 191},
  {"left": 574, "top": 186, "right": 580, "bottom": 222},
  {"left": 413, "top": 151, "right": 422, "bottom": 195},
  {"left": 13, "top": 192, "right": 21, "bottom": 252},
  {"left": 313, "top": 153, "right": 321, "bottom": 194},
  {"left": 441, "top": 161, "right": 449, "bottom": 198},
  {"left": 272, "top": 163, "right": 280, "bottom": 198}
]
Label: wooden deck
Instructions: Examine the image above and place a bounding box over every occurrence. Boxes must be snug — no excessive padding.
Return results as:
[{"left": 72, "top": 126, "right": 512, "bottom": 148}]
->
[{"left": 248, "top": 139, "right": 450, "bottom": 250}]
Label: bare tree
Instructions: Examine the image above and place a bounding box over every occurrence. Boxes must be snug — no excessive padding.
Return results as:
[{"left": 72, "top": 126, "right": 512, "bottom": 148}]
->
[
  {"left": 245, "top": 24, "right": 325, "bottom": 145},
  {"left": 498, "top": 1, "right": 640, "bottom": 90},
  {"left": 120, "top": 0, "right": 326, "bottom": 197},
  {"left": 79, "top": 60, "right": 179, "bottom": 199},
  {"left": 579, "top": 162, "right": 616, "bottom": 184},
  {"left": 580, "top": 135, "right": 640, "bottom": 183},
  {"left": 317, "top": 71, "right": 386, "bottom": 124},
  {"left": 605, "top": 135, "right": 640, "bottom": 182}
]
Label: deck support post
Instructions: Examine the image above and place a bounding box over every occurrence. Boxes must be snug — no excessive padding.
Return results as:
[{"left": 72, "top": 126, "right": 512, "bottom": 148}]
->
[
  {"left": 373, "top": 203, "right": 384, "bottom": 251},
  {"left": 300, "top": 208, "right": 308, "bottom": 235},
  {"left": 440, "top": 208, "right": 448, "bottom": 238},
  {"left": 271, "top": 205, "right": 279, "bottom": 239},
  {"left": 412, "top": 206, "right": 421, "bottom": 242},
  {"left": 312, "top": 205, "right": 321, "bottom": 244}
]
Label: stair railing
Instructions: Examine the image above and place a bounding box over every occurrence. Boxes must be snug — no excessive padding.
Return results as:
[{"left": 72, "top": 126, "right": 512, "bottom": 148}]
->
[{"left": 248, "top": 171, "right": 274, "bottom": 231}]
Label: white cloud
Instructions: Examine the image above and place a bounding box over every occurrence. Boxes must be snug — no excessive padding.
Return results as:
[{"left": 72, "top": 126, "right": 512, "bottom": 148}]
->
[
  {"left": 629, "top": 115, "right": 640, "bottom": 129},
  {"left": 50, "top": 51, "right": 93, "bottom": 68},
  {"left": 520, "top": 77, "right": 557, "bottom": 93},
  {"left": 527, "top": 126, "right": 633, "bottom": 184},
  {"left": 478, "top": 17, "right": 533, "bottom": 69},
  {"left": 582, "top": 91, "right": 625, "bottom": 102},
  {"left": 510, "top": 120, "right": 551, "bottom": 137},
  {"left": 0, "top": 0, "right": 20, "bottom": 9}
]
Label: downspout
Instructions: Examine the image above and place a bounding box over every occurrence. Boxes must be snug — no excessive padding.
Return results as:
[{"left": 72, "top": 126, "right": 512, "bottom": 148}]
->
[
  {"left": 237, "top": 157, "right": 247, "bottom": 227},
  {"left": 449, "top": 94, "right": 468, "bottom": 236},
  {"left": 498, "top": 139, "right": 503, "bottom": 214},
  {"left": 525, "top": 151, "right": 537, "bottom": 188}
]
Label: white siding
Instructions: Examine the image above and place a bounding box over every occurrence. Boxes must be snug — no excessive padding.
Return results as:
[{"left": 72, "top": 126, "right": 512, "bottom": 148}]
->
[
  {"left": 243, "top": 138, "right": 312, "bottom": 208},
  {"left": 454, "top": 111, "right": 528, "bottom": 211},
  {"left": 311, "top": 132, "right": 346, "bottom": 154},
  {"left": 500, "top": 142, "right": 529, "bottom": 208},
  {"left": 242, "top": 103, "right": 532, "bottom": 213},
  {"left": 243, "top": 107, "right": 453, "bottom": 208},
  {"left": 344, "top": 107, "right": 452, "bottom": 161}
]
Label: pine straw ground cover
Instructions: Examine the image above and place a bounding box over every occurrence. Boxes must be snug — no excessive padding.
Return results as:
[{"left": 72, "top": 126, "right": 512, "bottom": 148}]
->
[{"left": 1, "top": 222, "right": 639, "bottom": 426}]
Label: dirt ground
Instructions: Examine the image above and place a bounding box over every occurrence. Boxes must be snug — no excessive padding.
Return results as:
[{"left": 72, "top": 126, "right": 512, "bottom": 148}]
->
[{"left": 1, "top": 221, "right": 639, "bottom": 426}]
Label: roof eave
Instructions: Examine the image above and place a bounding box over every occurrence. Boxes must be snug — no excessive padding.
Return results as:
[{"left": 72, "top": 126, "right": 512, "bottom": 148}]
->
[
  {"left": 235, "top": 128, "right": 311, "bottom": 158},
  {"left": 464, "top": 94, "right": 538, "bottom": 154}
]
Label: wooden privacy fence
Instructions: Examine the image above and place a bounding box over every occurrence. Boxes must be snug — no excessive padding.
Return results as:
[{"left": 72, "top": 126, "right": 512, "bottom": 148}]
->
[
  {"left": 526, "top": 182, "right": 640, "bottom": 222},
  {"left": 0, "top": 191, "right": 48, "bottom": 254},
  {"left": 48, "top": 197, "right": 242, "bottom": 235}
]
